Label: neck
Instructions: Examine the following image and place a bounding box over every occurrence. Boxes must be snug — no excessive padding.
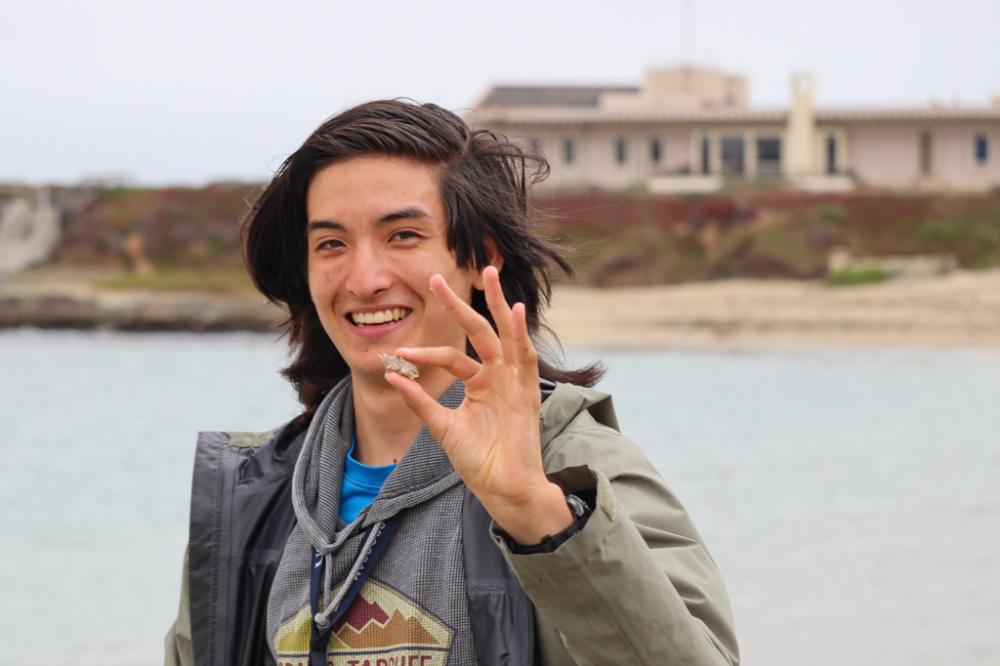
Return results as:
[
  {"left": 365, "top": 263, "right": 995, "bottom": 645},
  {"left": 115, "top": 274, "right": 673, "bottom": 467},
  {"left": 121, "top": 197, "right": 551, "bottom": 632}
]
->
[{"left": 351, "top": 367, "right": 456, "bottom": 467}]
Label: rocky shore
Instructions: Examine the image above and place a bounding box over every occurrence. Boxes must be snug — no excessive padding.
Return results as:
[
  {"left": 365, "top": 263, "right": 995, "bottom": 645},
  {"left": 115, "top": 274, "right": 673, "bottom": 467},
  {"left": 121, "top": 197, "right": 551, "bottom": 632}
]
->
[
  {"left": 4, "top": 268, "right": 1000, "bottom": 348},
  {"left": 0, "top": 269, "right": 281, "bottom": 332}
]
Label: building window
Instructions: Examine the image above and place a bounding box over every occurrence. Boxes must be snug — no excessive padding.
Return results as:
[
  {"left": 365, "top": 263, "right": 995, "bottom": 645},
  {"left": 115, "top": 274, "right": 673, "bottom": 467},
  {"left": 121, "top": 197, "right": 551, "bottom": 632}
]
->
[
  {"left": 615, "top": 137, "right": 628, "bottom": 164},
  {"left": 975, "top": 134, "right": 989, "bottom": 164},
  {"left": 756, "top": 137, "right": 781, "bottom": 175},
  {"left": 826, "top": 135, "right": 838, "bottom": 175},
  {"left": 650, "top": 138, "right": 662, "bottom": 164},
  {"left": 563, "top": 138, "right": 575, "bottom": 164},
  {"left": 720, "top": 136, "right": 745, "bottom": 175},
  {"left": 919, "top": 131, "right": 933, "bottom": 176},
  {"left": 701, "top": 136, "right": 711, "bottom": 175}
]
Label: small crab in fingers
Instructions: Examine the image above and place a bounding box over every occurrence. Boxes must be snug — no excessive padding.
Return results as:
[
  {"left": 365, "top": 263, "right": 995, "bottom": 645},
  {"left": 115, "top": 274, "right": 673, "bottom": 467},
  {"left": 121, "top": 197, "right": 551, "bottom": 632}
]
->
[
  {"left": 383, "top": 267, "right": 575, "bottom": 546},
  {"left": 379, "top": 353, "right": 419, "bottom": 380}
]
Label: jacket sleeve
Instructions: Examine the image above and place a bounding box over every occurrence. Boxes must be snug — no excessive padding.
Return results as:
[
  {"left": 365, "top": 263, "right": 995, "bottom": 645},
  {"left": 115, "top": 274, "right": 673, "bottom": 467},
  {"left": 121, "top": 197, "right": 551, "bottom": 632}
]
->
[
  {"left": 164, "top": 548, "right": 194, "bottom": 666},
  {"left": 493, "top": 420, "right": 739, "bottom": 666}
]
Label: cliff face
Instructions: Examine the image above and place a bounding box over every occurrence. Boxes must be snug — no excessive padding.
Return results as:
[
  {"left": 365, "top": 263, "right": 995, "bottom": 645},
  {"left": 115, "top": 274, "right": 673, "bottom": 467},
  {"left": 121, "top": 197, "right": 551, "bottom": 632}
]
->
[{"left": 0, "top": 195, "right": 61, "bottom": 272}]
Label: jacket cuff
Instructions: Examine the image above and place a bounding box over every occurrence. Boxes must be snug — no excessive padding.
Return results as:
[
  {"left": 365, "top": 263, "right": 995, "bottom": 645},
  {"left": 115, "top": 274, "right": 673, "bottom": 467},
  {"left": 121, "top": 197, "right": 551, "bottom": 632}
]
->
[
  {"left": 496, "top": 492, "right": 592, "bottom": 554},
  {"left": 489, "top": 467, "right": 737, "bottom": 664},
  {"left": 489, "top": 465, "right": 611, "bottom": 559}
]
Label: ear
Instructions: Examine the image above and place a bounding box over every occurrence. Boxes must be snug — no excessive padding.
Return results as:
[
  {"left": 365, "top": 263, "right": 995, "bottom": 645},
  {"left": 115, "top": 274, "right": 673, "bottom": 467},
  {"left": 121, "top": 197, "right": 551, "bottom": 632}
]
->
[{"left": 472, "top": 238, "right": 505, "bottom": 290}]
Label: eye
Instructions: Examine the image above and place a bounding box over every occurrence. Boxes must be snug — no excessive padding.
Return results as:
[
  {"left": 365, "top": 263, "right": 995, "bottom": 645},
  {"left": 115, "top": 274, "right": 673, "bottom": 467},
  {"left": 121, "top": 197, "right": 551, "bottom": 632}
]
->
[
  {"left": 315, "top": 238, "right": 345, "bottom": 252},
  {"left": 389, "top": 229, "right": 421, "bottom": 243}
]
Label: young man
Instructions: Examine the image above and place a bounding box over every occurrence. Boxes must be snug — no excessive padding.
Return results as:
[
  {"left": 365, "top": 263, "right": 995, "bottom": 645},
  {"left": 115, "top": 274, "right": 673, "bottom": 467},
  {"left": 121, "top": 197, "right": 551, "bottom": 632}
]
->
[{"left": 166, "top": 100, "right": 738, "bottom": 666}]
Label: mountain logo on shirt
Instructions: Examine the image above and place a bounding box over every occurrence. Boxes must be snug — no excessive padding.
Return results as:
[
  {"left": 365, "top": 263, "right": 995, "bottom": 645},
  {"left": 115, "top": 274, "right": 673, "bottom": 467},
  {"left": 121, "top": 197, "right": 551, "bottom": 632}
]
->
[{"left": 274, "top": 578, "right": 454, "bottom": 666}]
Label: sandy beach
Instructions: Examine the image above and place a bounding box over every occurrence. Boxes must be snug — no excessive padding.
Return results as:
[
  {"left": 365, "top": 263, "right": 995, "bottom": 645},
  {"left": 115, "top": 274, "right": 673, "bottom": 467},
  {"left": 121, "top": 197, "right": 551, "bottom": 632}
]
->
[
  {"left": 546, "top": 270, "right": 1000, "bottom": 349},
  {"left": 4, "top": 268, "right": 1000, "bottom": 348}
]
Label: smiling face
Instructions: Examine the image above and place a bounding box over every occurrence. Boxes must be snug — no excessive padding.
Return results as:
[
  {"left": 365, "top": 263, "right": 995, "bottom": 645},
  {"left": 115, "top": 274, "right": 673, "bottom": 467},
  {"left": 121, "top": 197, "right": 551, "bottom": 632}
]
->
[{"left": 306, "top": 155, "right": 488, "bottom": 382}]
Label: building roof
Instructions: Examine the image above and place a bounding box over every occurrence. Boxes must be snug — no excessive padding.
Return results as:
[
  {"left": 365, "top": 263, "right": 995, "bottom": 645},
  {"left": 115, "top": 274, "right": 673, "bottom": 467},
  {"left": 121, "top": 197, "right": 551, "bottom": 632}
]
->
[
  {"left": 473, "top": 107, "right": 786, "bottom": 125},
  {"left": 473, "top": 71, "right": 1000, "bottom": 126},
  {"left": 473, "top": 105, "right": 1000, "bottom": 126},
  {"left": 817, "top": 107, "right": 1000, "bottom": 122},
  {"left": 476, "top": 85, "right": 639, "bottom": 109}
]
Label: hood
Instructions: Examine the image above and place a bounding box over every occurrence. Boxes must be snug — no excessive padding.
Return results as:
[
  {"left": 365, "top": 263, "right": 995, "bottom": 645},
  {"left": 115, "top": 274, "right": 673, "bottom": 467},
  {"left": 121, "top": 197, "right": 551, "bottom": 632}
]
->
[
  {"left": 539, "top": 381, "right": 620, "bottom": 451},
  {"left": 290, "top": 377, "right": 466, "bottom": 553},
  {"left": 291, "top": 378, "right": 616, "bottom": 552}
]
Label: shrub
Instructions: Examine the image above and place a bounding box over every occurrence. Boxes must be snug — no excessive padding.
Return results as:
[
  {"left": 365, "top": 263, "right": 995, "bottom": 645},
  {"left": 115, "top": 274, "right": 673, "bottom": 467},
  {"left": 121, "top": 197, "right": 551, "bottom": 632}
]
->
[{"left": 826, "top": 268, "right": 890, "bottom": 286}]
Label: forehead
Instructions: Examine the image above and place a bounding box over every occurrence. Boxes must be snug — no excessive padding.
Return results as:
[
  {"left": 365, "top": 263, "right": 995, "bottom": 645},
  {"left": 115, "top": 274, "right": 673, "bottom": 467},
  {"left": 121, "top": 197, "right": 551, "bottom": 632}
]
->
[{"left": 306, "top": 155, "right": 444, "bottom": 222}]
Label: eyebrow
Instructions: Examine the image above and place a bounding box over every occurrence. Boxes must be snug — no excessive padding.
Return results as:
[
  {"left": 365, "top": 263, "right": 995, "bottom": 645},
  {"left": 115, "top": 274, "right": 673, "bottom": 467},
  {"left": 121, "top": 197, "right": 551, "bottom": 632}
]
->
[{"left": 307, "top": 207, "right": 431, "bottom": 233}]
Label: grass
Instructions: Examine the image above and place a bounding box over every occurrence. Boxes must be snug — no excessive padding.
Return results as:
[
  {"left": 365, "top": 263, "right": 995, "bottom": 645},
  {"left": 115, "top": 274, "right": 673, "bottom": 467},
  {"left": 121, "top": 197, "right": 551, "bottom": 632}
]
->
[
  {"left": 95, "top": 267, "right": 257, "bottom": 294},
  {"left": 749, "top": 223, "right": 827, "bottom": 277},
  {"left": 917, "top": 219, "right": 962, "bottom": 243},
  {"left": 826, "top": 268, "right": 891, "bottom": 287},
  {"left": 812, "top": 203, "right": 847, "bottom": 225}
]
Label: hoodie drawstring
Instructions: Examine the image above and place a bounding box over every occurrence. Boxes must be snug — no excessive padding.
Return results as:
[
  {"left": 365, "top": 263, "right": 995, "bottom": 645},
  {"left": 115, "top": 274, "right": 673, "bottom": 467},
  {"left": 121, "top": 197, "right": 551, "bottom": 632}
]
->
[
  {"left": 308, "top": 517, "right": 400, "bottom": 665},
  {"left": 315, "top": 520, "right": 384, "bottom": 629}
]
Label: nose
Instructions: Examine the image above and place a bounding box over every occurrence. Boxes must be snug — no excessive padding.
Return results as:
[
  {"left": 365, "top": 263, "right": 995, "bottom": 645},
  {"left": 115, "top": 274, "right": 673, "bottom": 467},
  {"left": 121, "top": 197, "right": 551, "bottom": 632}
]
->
[{"left": 345, "top": 241, "right": 392, "bottom": 299}]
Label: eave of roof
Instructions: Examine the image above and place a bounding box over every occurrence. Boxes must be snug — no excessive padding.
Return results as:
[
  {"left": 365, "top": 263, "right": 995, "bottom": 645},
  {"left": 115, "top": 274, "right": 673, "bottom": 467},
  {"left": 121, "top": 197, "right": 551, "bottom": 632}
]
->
[
  {"left": 470, "top": 106, "right": 1000, "bottom": 125},
  {"left": 477, "top": 85, "right": 640, "bottom": 108},
  {"left": 470, "top": 107, "right": 786, "bottom": 125},
  {"left": 818, "top": 107, "right": 1000, "bottom": 122}
]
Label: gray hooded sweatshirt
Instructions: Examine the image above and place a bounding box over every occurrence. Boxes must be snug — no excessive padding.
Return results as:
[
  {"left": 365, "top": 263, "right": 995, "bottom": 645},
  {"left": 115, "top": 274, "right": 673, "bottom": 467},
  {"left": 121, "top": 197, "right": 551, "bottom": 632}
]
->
[
  {"left": 266, "top": 378, "right": 480, "bottom": 665},
  {"left": 166, "top": 378, "right": 739, "bottom": 666}
]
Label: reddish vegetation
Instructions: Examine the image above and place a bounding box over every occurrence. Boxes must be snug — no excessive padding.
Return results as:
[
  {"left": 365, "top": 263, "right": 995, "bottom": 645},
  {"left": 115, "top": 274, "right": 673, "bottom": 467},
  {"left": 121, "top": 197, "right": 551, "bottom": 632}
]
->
[
  {"left": 45, "top": 184, "right": 1000, "bottom": 286},
  {"left": 535, "top": 190, "right": 1000, "bottom": 285},
  {"left": 55, "top": 184, "right": 252, "bottom": 269},
  {"left": 537, "top": 190, "right": 753, "bottom": 234}
]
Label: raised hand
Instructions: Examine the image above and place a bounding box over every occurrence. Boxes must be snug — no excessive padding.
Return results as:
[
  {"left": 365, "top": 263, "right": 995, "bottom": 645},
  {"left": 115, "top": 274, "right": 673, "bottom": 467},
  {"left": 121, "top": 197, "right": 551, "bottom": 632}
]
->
[{"left": 383, "top": 266, "right": 572, "bottom": 544}]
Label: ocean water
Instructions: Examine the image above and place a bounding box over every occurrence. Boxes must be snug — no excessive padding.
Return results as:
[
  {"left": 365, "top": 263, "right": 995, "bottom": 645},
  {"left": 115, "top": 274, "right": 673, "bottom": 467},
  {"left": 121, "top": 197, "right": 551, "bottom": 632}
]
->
[{"left": 0, "top": 329, "right": 998, "bottom": 665}]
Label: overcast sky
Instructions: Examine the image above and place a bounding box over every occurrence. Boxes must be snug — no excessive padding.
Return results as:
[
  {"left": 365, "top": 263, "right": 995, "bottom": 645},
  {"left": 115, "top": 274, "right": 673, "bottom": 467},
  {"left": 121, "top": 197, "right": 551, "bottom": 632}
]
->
[{"left": 3, "top": 0, "right": 998, "bottom": 185}]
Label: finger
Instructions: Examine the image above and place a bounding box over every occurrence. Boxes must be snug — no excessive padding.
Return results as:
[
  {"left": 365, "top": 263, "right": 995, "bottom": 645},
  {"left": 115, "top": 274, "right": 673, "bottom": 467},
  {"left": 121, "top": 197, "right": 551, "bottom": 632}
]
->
[
  {"left": 429, "top": 274, "right": 502, "bottom": 363},
  {"left": 383, "top": 371, "right": 453, "bottom": 440},
  {"left": 395, "top": 346, "right": 481, "bottom": 382},
  {"left": 482, "top": 266, "right": 519, "bottom": 363},
  {"left": 512, "top": 302, "right": 540, "bottom": 392}
]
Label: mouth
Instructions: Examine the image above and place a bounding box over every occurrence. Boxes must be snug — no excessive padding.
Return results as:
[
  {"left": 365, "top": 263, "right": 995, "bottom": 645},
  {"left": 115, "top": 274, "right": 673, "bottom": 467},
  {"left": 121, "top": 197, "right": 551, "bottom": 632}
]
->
[{"left": 347, "top": 307, "right": 412, "bottom": 327}]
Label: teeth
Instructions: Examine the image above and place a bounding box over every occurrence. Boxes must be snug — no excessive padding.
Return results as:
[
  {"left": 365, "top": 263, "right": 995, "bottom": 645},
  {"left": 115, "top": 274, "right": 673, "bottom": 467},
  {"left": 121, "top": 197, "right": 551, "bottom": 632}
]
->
[{"left": 351, "top": 308, "right": 409, "bottom": 326}]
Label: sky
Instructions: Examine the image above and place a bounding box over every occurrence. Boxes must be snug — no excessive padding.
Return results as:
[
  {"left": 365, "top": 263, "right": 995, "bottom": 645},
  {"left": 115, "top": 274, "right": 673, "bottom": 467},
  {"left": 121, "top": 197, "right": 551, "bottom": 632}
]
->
[{"left": 2, "top": 0, "right": 998, "bottom": 185}]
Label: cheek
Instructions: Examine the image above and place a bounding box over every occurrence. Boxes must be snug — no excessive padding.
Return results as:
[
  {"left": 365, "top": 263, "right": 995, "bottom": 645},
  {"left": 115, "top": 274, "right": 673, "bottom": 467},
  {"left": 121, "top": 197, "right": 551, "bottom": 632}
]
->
[
  {"left": 307, "top": 265, "right": 340, "bottom": 304},
  {"left": 306, "top": 271, "right": 322, "bottom": 303},
  {"left": 448, "top": 272, "right": 478, "bottom": 305}
]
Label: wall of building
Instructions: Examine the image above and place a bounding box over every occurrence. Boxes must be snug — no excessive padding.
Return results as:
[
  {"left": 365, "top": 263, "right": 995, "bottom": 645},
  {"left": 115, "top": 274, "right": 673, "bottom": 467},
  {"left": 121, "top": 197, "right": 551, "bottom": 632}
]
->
[
  {"left": 601, "top": 67, "right": 747, "bottom": 112},
  {"left": 848, "top": 123, "right": 1000, "bottom": 189},
  {"left": 531, "top": 126, "right": 694, "bottom": 189},
  {"left": 532, "top": 125, "right": 805, "bottom": 189},
  {"left": 929, "top": 124, "right": 1000, "bottom": 189},
  {"left": 846, "top": 125, "right": 922, "bottom": 185},
  {"left": 575, "top": 128, "right": 646, "bottom": 189},
  {"left": 814, "top": 126, "right": 850, "bottom": 175},
  {"left": 504, "top": 118, "right": 1000, "bottom": 191}
]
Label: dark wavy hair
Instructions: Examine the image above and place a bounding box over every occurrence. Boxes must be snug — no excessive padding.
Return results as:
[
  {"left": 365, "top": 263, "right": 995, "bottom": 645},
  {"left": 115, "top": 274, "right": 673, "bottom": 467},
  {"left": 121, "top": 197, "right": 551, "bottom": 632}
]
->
[{"left": 243, "top": 99, "right": 602, "bottom": 428}]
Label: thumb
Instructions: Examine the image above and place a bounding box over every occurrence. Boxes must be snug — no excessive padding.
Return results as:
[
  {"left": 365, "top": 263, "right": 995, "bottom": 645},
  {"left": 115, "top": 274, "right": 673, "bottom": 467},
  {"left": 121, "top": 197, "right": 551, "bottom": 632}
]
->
[{"left": 383, "top": 371, "right": 453, "bottom": 442}]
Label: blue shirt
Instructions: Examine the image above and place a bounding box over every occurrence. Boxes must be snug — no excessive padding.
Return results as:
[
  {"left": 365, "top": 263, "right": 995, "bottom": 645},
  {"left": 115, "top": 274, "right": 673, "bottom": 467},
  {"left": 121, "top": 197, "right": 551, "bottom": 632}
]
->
[{"left": 339, "top": 435, "right": 396, "bottom": 524}]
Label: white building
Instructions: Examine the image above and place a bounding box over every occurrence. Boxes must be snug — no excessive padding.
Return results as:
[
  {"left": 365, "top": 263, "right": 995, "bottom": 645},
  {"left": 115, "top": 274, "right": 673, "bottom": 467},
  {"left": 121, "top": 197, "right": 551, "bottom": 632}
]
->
[{"left": 471, "top": 67, "right": 1000, "bottom": 193}]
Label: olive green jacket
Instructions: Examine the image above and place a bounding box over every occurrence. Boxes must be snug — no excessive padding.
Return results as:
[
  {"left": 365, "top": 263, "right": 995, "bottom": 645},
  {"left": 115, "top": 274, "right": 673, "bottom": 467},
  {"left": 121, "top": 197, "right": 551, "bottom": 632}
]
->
[
  {"left": 166, "top": 382, "right": 738, "bottom": 665},
  {"left": 495, "top": 383, "right": 738, "bottom": 665}
]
